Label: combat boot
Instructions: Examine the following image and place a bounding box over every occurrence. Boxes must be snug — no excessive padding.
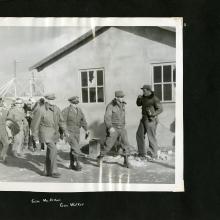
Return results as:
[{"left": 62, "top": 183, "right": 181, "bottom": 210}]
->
[
  {"left": 123, "top": 155, "right": 131, "bottom": 168},
  {"left": 97, "top": 155, "right": 104, "bottom": 167},
  {"left": 73, "top": 156, "right": 82, "bottom": 171},
  {"left": 69, "top": 152, "right": 75, "bottom": 170}
]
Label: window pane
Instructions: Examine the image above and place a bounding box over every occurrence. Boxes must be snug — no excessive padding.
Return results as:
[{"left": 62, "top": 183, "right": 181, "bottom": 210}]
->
[
  {"left": 88, "top": 71, "right": 96, "bottom": 87},
  {"left": 82, "top": 88, "right": 88, "bottom": 103},
  {"left": 163, "top": 84, "right": 172, "bottom": 101},
  {"left": 97, "top": 70, "right": 104, "bottom": 86},
  {"left": 81, "top": 71, "right": 88, "bottom": 87},
  {"left": 89, "top": 87, "right": 96, "bottom": 103},
  {"left": 154, "top": 84, "right": 162, "bottom": 100},
  {"left": 153, "top": 66, "right": 162, "bottom": 83},
  {"left": 163, "top": 65, "right": 172, "bottom": 82},
  {"left": 173, "top": 66, "right": 176, "bottom": 82},
  {"left": 173, "top": 83, "right": 176, "bottom": 101},
  {"left": 97, "top": 87, "right": 104, "bottom": 102}
]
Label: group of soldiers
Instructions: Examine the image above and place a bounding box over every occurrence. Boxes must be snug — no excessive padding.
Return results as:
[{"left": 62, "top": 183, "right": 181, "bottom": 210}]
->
[{"left": 0, "top": 84, "right": 163, "bottom": 178}]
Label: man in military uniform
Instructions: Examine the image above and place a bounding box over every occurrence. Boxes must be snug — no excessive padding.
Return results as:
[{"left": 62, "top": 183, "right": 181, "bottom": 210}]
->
[
  {"left": 97, "top": 90, "right": 131, "bottom": 168},
  {"left": 28, "top": 97, "right": 46, "bottom": 151},
  {"left": 62, "top": 96, "right": 89, "bottom": 171},
  {"left": 0, "top": 98, "right": 13, "bottom": 163},
  {"left": 8, "top": 98, "right": 28, "bottom": 157},
  {"left": 136, "top": 85, "right": 163, "bottom": 160},
  {"left": 31, "top": 93, "right": 68, "bottom": 178}
]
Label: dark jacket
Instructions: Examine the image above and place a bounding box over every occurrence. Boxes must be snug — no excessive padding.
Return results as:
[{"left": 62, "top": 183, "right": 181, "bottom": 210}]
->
[
  {"left": 136, "top": 92, "right": 163, "bottom": 118},
  {"left": 104, "top": 99, "right": 126, "bottom": 129}
]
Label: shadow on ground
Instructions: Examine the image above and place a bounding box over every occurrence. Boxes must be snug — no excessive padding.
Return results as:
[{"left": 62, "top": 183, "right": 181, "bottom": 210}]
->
[{"left": 2, "top": 153, "right": 45, "bottom": 175}]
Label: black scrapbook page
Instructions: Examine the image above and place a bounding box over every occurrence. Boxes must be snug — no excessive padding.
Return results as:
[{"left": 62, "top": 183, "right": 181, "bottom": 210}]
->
[{"left": 0, "top": 0, "right": 219, "bottom": 219}]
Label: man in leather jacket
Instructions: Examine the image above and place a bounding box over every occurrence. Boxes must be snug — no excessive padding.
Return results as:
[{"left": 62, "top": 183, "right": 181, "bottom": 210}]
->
[{"left": 136, "top": 85, "right": 163, "bottom": 160}]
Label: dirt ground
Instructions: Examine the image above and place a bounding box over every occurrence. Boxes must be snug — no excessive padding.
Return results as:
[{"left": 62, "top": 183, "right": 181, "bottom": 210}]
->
[{"left": 0, "top": 142, "right": 175, "bottom": 184}]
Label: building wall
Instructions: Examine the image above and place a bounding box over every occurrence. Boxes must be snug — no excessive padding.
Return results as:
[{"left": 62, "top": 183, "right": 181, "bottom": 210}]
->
[{"left": 38, "top": 27, "right": 176, "bottom": 148}]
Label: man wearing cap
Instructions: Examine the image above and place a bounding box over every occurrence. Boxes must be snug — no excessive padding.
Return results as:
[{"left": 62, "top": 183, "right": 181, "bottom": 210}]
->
[
  {"left": 0, "top": 98, "right": 13, "bottom": 163},
  {"left": 29, "top": 97, "right": 46, "bottom": 151},
  {"left": 136, "top": 85, "right": 163, "bottom": 160},
  {"left": 8, "top": 98, "right": 29, "bottom": 157},
  {"left": 62, "top": 96, "right": 89, "bottom": 171},
  {"left": 97, "top": 90, "right": 131, "bottom": 168},
  {"left": 31, "top": 93, "right": 68, "bottom": 178}
]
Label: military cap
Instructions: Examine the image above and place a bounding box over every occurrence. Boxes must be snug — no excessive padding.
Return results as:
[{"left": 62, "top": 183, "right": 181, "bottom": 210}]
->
[
  {"left": 68, "top": 96, "right": 79, "bottom": 103},
  {"left": 15, "top": 98, "right": 23, "bottom": 104},
  {"left": 141, "top": 84, "right": 152, "bottom": 91},
  {"left": 44, "top": 93, "right": 56, "bottom": 100},
  {"left": 115, "top": 90, "right": 125, "bottom": 97}
]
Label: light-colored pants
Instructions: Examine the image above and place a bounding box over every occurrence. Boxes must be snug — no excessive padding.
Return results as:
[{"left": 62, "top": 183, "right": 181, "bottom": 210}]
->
[
  {"left": 68, "top": 133, "right": 80, "bottom": 155},
  {"left": 12, "top": 130, "right": 24, "bottom": 154},
  {"left": 101, "top": 128, "right": 129, "bottom": 156}
]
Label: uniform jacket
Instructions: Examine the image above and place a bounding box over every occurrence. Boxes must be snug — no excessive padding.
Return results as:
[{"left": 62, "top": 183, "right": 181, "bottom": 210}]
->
[
  {"left": 0, "top": 108, "right": 9, "bottom": 141},
  {"left": 7, "top": 107, "right": 28, "bottom": 129},
  {"left": 62, "top": 104, "right": 87, "bottom": 135},
  {"left": 136, "top": 92, "right": 163, "bottom": 118},
  {"left": 104, "top": 99, "right": 126, "bottom": 129},
  {"left": 31, "top": 103, "right": 66, "bottom": 143}
]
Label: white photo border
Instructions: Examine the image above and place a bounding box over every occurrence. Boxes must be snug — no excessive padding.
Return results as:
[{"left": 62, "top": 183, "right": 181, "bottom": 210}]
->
[{"left": 0, "top": 17, "right": 184, "bottom": 192}]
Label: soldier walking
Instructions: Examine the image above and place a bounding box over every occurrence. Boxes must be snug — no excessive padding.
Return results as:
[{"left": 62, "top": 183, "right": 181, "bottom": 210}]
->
[
  {"left": 8, "top": 98, "right": 28, "bottom": 157},
  {"left": 62, "top": 96, "right": 89, "bottom": 171},
  {"left": 31, "top": 94, "right": 68, "bottom": 178},
  {"left": 136, "top": 85, "right": 163, "bottom": 160},
  {"left": 29, "top": 97, "right": 45, "bottom": 151},
  {"left": 97, "top": 90, "right": 131, "bottom": 168},
  {"left": 0, "top": 98, "right": 13, "bottom": 163}
]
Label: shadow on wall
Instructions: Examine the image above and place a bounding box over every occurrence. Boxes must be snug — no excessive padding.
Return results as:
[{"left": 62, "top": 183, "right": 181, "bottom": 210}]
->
[
  {"left": 81, "top": 121, "right": 106, "bottom": 155},
  {"left": 89, "top": 121, "right": 106, "bottom": 142},
  {"left": 170, "top": 120, "right": 175, "bottom": 146},
  {"left": 80, "top": 121, "right": 137, "bottom": 155}
]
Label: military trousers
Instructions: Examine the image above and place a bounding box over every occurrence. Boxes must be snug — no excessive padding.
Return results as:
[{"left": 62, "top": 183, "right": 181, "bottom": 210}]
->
[
  {"left": 136, "top": 117, "right": 159, "bottom": 158},
  {"left": 68, "top": 133, "right": 80, "bottom": 156},
  {"left": 12, "top": 130, "right": 24, "bottom": 154},
  {"left": 101, "top": 127, "right": 129, "bottom": 156},
  {"left": 45, "top": 142, "right": 58, "bottom": 175},
  {"left": 66, "top": 132, "right": 81, "bottom": 168}
]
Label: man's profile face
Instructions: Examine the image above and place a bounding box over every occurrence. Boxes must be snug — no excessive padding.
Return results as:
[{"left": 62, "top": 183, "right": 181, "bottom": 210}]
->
[
  {"left": 142, "top": 89, "right": 152, "bottom": 96},
  {"left": 16, "top": 103, "right": 23, "bottom": 108},
  {"left": 72, "top": 98, "right": 79, "bottom": 104}
]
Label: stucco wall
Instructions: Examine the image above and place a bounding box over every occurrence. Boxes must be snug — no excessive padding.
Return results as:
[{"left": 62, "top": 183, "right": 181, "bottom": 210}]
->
[{"left": 37, "top": 27, "right": 176, "bottom": 149}]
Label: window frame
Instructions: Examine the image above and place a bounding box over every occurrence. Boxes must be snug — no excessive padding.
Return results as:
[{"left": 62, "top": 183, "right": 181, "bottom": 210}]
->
[
  {"left": 79, "top": 67, "right": 105, "bottom": 104},
  {"left": 151, "top": 62, "right": 176, "bottom": 103}
]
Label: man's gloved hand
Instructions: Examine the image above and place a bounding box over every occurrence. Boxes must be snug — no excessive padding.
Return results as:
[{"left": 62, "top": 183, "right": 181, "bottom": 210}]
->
[
  {"left": 85, "top": 131, "right": 90, "bottom": 139},
  {"left": 8, "top": 136, "right": 13, "bottom": 144},
  {"left": 64, "top": 132, "right": 69, "bottom": 144},
  {"left": 138, "top": 95, "right": 142, "bottom": 99},
  {"left": 109, "top": 127, "right": 116, "bottom": 133},
  {"left": 34, "top": 139, "right": 40, "bottom": 149}
]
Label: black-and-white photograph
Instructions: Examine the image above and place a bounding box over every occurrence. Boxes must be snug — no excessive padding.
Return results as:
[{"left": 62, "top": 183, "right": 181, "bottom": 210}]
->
[{"left": 0, "top": 18, "right": 183, "bottom": 192}]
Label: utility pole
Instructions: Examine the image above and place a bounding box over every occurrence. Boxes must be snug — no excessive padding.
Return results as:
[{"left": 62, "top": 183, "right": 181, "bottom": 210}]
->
[{"left": 14, "top": 60, "right": 17, "bottom": 97}]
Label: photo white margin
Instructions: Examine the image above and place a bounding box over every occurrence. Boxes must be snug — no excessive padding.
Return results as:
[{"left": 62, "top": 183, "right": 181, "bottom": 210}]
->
[{"left": 0, "top": 17, "right": 184, "bottom": 192}]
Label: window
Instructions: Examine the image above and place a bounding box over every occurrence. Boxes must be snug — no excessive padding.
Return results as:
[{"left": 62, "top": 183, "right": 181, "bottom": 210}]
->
[
  {"left": 152, "top": 63, "right": 176, "bottom": 102},
  {"left": 80, "top": 68, "right": 105, "bottom": 103}
]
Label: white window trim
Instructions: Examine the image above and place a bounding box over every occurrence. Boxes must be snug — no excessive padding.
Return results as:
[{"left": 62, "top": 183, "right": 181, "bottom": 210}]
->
[
  {"left": 79, "top": 68, "right": 105, "bottom": 104},
  {"left": 151, "top": 62, "right": 176, "bottom": 103}
]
